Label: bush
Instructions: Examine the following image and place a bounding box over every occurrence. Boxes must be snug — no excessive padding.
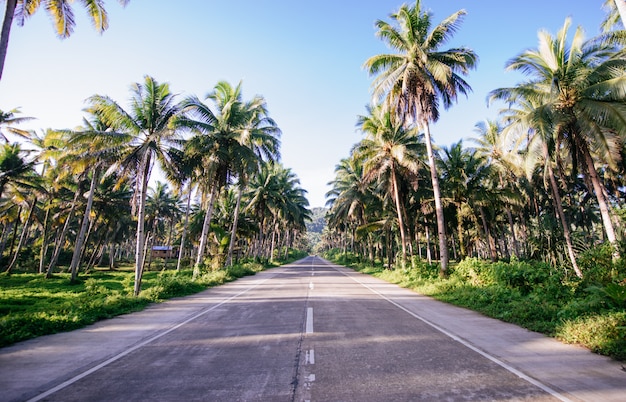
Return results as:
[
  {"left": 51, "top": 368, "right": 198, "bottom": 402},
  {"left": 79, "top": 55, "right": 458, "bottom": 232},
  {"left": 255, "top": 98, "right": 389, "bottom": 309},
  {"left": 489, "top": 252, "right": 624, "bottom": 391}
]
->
[{"left": 558, "top": 311, "right": 626, "bottom": 360}]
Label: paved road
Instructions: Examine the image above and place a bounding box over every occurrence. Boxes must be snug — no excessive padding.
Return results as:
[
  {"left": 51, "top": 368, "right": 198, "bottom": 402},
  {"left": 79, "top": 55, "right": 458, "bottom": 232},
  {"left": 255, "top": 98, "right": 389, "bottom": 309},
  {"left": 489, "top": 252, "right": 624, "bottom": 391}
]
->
[{"left": 1, "top": 256, "right": 625, "bottom": 401}]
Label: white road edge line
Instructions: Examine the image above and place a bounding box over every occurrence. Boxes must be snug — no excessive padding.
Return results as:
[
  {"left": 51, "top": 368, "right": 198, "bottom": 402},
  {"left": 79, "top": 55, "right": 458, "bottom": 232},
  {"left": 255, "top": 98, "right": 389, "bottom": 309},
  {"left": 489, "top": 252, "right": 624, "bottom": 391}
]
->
[
  {"left": 337, "top": 267, "right": 573, "bottom": 402},
  {"left": 27, "top": 275, "right": 274, "bottom": 402},
  {"left": 306, "top": 307, "right": 314, "bottom": 334}
]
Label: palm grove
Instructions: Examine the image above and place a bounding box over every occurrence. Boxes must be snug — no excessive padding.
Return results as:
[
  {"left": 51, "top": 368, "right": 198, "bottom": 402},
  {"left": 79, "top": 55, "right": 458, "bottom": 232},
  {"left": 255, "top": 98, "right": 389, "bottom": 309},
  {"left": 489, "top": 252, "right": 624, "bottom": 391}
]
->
[
  {"left": 1, "top": 76, "right": 311, "bottom": 295},
  {"left": 323, "top": 1, "right": 626, "bottom": 282}
]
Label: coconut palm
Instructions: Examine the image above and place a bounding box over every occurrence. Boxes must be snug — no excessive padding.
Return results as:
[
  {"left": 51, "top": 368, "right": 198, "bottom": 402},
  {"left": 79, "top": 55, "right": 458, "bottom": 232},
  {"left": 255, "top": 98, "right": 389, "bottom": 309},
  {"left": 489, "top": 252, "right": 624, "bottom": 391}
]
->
[
  {"left": 0, "top": 142, "right": 38, "bottom": 200},
  {"left": 489, "top": 18, "right": 626, "bottom": 259},
  {"left": 0, "top": 142, "right": 41, "bottom": 273},
  {"left": 86, "top": 75, "right": 182, "bottom": 296},
  {"left": 364, "top": 0, "right": 478, "bottom": 275},
  {"left": 472, "top": 119, "right": 522, "bottom": 258},
  {"left": 354, "top": 105, "right": 424, "bottom": 266},
  {"left": 0, "top": 0, "right": 129, "bottom": 81},
  {"left": 225, "top": 95, "right": 280, "bottom": 266},
  {"left": 175, "top": 81, "right": 280, "bottom": 273},
  {"left": 0, "top": 107, "right": 33, "bottom": 142}
]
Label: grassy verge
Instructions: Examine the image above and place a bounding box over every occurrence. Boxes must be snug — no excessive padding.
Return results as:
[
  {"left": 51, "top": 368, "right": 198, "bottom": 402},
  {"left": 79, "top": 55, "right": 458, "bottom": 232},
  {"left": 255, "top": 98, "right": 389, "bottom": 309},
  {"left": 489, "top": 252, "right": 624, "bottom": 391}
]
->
[
  {"left": 325, "top": 249, "right": 626, "bottom": 362},
  {"left": 0, "top": 251, "right": 307, "bottom": 348}
]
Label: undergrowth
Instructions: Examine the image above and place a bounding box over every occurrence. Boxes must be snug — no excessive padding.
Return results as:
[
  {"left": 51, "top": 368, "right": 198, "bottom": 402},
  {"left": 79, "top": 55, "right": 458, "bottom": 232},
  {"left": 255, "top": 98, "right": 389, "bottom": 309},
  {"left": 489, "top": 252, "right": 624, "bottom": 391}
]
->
[{"left": 0, "top": 251, "right": 307, "bottom": 348}]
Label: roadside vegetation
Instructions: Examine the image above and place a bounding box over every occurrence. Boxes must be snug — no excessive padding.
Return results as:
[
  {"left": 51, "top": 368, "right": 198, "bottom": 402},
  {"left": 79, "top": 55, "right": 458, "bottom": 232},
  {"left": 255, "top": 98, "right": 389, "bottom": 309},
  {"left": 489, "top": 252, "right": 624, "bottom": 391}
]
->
[
  {"left": 324, "top": 247, "right": 626, "bottom": 361},
  {"left": 0, "top": 250, "right": 306, "bottom": 347},
  {"left": 316, "top": 1, "right": 626, "bottom": 362}
]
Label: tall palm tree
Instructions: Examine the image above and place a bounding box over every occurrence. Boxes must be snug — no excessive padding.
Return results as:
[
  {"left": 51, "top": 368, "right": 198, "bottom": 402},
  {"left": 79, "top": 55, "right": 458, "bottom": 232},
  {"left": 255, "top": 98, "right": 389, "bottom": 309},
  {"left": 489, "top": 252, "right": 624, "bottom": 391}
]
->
[
  {"left": 364, "top": 0, "right": 478, "bottom": 275},
  {"left": 174, "top": 81, "right": 279, "bottom": 273},
  {"left": 355, "top": 105, "right": 424, "bottom": 266},
  {"left": 472, "top": 119, "right": 521, "bottom": 258},
  {"left": 489, "top": 18, "right": 626, "bottom": 258},
  {"left": 86, "top": 75, "right": 182, "bottom": 296},
  {"left": 0, "top": 0, "right": 129, "bottom": 80},
  {"left": 225, "top": 93, "right": 281, "bottom": 266},
  {"left": 60, "top": 115, "right": 121, "bottom": 282}
]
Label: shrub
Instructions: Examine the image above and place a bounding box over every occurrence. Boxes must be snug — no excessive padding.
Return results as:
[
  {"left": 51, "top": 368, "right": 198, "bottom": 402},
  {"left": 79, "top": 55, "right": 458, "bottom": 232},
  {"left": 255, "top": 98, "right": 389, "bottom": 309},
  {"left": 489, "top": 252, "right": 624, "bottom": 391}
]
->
[{"left": 558, "top": 312, "right": 626, "bottom": 360}]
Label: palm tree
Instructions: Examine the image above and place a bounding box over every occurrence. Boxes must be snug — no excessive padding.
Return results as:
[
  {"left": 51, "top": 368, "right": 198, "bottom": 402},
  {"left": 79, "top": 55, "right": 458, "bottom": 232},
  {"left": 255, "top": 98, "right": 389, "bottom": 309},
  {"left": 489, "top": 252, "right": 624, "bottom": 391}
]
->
[
  {"left": 0, "top": 142, "right": 41, "bottom": 273},
  {"left": 472, "top": 119, "right": 522, "bottom": 258},
  {"left": 489, "top": 18, "right": 626, "bottom": 259},
  {"left": 364, "top": 0, "right": 478, "bottom": 275},
  {"left": 0, "top": 142, "right": 38, "bottom": 200},
  {"left": 0, "top": 107, "right": 33, "bottom": 142},
  {"left": 174, "top": 81, "right": 280, "bottom": 273},
  {"left": 60, "top": 115, "right": 121, "bottom": 282},
  {"left": 86, "top": 75, "right": 182, "bottom": 296},
  {"left": 495, "top": 96, "right": 584, "bottom": 276},
  {"left": 0, "top": 0, "right": 129, "bottom": 81},
  {"left": 225, "top": 93, "right": 280, "bottom": 266},
  {"left": 354, "top": 105, "right": 424, "bottom": 266}
]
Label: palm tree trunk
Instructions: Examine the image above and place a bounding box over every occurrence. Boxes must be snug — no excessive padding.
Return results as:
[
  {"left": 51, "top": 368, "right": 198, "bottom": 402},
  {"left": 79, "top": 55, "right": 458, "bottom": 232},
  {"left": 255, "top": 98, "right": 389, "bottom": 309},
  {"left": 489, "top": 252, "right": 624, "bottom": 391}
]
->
[
  {"left": 425, "top": 225, "right": 432, "bottom": 264},
  {"left": 390, "top": 167, "right": 408, "bottom": 265},
  {"left": 176, "top": 182, "right": 193, "bottom": 271},
  {"left": 134, "top": 160, "right": 150, "bottom": 296},
  {"left": 423, "top": 123, "right": 448, "bottom": 275},
  {"left": 6, "top": 199, "right": 36, "bottom": 273},
  {"left": 226, "top": 183, "right": 244, "bottom": 266},
  {"left": 479, "top": 207, "right": 497, "bottom": 262},
  {"left": 456, "top": 206, "right": 466, "bottom": 259},
  {"left": 46, "top": 187, "right": 81, "bottom": 278},
  {"left": 194, "top": 184, "right": 218, "bottom": 275},
  {"left": 38, "top": 205, "right": 51, "bottom": 273},
  {"left": 543, "top": 144, "right": 582, "bottom": 277},
  {"left": 69, "top": 168, "right": 98, "bottom": 282},
  {"left": 0, "top": 0, "right": 17, "bottom": 81},
  {"left": 582, "top": 144, "right": 619, "bottom": 259}
]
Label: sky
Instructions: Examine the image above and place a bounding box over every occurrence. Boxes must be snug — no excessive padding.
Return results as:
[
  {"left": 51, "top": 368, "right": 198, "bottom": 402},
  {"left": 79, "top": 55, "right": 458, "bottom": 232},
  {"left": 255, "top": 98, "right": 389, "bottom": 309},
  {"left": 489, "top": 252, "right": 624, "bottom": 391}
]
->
[{"left": 0, "top": 1, "right": 610, "bottom": 208}]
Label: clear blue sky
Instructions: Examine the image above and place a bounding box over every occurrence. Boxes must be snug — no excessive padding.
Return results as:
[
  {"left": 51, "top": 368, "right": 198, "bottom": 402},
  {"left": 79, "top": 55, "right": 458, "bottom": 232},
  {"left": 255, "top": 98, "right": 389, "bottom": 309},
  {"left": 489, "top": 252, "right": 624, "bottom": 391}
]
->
[{"left": 0, "top": 0, "right": 608, "bottom": 208}]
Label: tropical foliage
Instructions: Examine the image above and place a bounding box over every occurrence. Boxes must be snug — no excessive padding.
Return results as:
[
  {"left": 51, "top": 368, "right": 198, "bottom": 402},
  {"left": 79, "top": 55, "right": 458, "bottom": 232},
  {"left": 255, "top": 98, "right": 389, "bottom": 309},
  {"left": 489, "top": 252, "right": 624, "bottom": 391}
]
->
[
  {"left": 0, "top": 76, "right": 311, "bottom": 297},
  {"left": 324, "top": 3, "right": 626, "bottom": 293}
]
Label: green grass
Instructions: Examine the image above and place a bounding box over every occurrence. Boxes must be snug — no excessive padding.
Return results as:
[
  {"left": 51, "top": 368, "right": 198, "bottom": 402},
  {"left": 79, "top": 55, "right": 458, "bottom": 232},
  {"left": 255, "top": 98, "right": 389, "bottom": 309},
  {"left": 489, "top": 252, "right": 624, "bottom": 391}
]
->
[
  {"left": 326, "top": 251, "right": 626, "bottom": 361},
  {"left": 0, "top": 250, "right": 308, "bottom": 348}
]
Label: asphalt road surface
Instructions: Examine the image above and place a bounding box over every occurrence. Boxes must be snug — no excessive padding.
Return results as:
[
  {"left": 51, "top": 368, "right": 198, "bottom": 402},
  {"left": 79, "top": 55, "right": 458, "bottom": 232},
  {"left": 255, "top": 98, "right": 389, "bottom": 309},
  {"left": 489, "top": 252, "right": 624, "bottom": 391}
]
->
[{"left": 1, "top": 256, "right": 625, "bottom": 401}]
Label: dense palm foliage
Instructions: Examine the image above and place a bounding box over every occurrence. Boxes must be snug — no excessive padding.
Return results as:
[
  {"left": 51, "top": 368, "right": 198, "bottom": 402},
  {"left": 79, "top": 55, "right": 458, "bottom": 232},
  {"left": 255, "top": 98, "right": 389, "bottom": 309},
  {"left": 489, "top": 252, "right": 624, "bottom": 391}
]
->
[
  {"left": 1, "top": 1, "right": 625, "bottom": 301},
  {"left": 0, "top": 77, "right": 309, "bottom": 296},
  {"left": 323, "top": 3, "right": 626, "bottom": 285},
  {"left": 363, "top": 0, "right": 478, "bottom": 275}
]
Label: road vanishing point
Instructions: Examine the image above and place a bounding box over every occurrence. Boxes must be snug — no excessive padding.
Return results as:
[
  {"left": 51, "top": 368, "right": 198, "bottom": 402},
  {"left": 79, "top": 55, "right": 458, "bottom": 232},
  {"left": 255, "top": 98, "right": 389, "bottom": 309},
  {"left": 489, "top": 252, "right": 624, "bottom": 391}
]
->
[{"left": 1, "top": 256, "right": 625, "bottom": 401}]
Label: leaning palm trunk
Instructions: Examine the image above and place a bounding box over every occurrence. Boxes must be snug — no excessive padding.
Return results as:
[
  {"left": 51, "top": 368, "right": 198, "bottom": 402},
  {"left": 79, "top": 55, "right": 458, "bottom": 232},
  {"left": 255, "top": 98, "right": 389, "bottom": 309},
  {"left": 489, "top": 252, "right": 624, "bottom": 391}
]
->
[
  {"left": 581, "top": 143, "right": 619, "bottom": 259},
  {"left": 0, "top": 0, "right": 17, "bottom": 81},
  {"left": 46, "top": 186, "right": 82, "bottom": 278},
  {"left": 38, "top": 205, "right": 51, "bottom": 273},
  {"left": 6, "top": 198, "right": 36, "bottom": 273},
  {"left": 69, "top": 168, "right": 99, "bottom": 282},
  {"left": 423, "top": 124, "right": 449, "bottom": 275},
  {"left": 542, "top": 144, "right": 582, "bottom": 277}
]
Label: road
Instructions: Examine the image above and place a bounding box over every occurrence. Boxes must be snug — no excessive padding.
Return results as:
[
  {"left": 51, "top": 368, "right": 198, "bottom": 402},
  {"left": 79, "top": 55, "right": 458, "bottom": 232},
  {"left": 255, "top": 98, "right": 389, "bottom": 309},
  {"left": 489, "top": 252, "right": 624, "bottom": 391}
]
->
[{"left": 1, "top": 256, "right": 625, "bottom": 401}]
